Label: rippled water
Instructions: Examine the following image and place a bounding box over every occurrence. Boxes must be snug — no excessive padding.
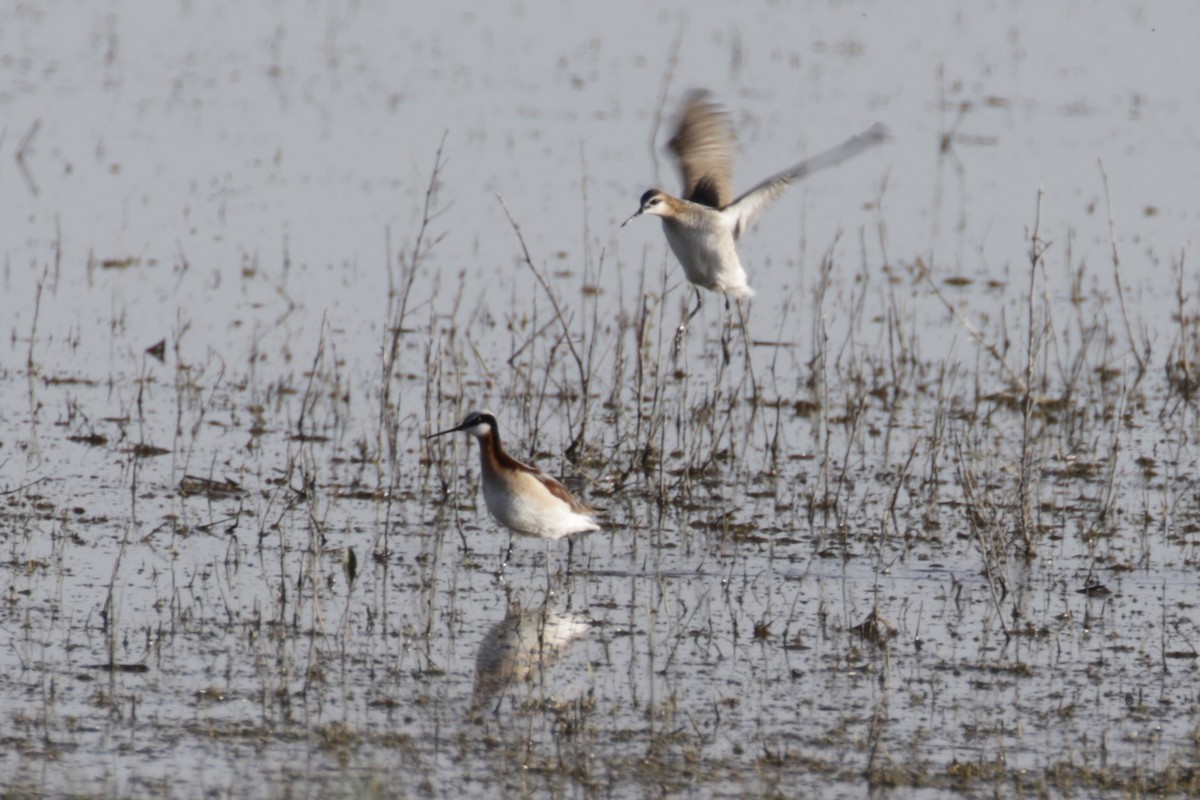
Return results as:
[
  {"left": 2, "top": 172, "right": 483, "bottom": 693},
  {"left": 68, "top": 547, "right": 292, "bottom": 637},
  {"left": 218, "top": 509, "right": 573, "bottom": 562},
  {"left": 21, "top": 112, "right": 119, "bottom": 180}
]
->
[{"left": 2, "top": 1, "right": 1199, "bottom": 797}]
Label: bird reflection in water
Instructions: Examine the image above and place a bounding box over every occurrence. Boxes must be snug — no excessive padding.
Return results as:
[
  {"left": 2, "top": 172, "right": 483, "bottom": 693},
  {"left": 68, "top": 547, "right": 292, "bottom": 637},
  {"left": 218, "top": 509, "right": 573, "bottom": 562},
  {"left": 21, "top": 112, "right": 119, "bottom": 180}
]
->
[{"left": 473, "top": 600, "right": 592, "bottom": 713}]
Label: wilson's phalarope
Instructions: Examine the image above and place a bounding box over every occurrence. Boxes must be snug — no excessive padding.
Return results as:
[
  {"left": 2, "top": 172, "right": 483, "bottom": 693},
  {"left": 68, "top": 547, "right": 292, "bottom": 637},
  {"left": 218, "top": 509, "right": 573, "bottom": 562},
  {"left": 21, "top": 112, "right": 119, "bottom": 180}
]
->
[
  {"left": 623, "top": 90, "right": 887, "bottom": 324},
  {"left": 429, "top": 411, "right": 599, "bottom": 563}
]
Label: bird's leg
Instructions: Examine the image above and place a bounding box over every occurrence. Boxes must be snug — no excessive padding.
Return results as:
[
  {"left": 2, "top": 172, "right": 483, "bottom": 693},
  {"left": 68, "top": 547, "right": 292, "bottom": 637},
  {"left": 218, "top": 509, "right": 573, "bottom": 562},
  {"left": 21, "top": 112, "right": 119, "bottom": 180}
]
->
[
  {"left": 566, "top": 536, "right": 575, "bottom": 577},
  {"left": 495, "top": 534, "right": 514, "bottom": 582},
  {"left": 720, "top": 296, "right": 733, "bottom": 366},
  {"left": 672, "top": 287, "right": 703, "bottom": 363},
  {"left": 733, "top": 298, "right": 760, "bottom": 401},
  {"left": 687, "top": 286, "right": 704, "bottom": 323}
]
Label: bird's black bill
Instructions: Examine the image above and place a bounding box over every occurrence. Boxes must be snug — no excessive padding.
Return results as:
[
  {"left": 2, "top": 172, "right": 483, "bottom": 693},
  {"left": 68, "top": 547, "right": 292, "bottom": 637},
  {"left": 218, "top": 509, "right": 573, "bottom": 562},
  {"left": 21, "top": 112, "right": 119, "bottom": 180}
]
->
[
  {"left": 620, "top": 208, "right": 643, "bottom": 227},
  {"left": 428, "top": 424, "right": 465, "bottom": 439}
]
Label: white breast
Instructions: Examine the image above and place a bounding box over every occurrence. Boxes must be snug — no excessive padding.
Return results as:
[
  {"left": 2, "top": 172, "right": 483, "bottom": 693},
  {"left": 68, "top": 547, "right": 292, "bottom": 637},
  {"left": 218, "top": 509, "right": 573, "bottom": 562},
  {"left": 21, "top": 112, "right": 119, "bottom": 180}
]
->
[
  {"left": 662, "top": 217, "right": 754, "bottom": 299},
  {"left": 481, "top": 470, "right": 597, "bottom": 540}
]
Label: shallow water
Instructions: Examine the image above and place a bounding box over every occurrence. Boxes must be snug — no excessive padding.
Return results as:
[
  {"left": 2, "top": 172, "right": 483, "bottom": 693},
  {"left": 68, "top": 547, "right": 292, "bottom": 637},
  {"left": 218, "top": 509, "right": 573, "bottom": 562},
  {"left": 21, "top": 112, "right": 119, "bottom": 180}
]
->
[{"left": 3, "top": 1, "right": 1200, "bottom": 797}]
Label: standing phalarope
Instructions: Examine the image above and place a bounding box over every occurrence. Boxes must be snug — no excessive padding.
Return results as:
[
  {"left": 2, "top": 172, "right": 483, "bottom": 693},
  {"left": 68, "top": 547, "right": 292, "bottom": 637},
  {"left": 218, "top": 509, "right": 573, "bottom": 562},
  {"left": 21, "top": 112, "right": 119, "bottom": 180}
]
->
[
  {"left": 429, "top": 411, "right": 599, "bottom": 565},
  {"left": 623, "top": 89, "right": 887, "bottom": 324}
]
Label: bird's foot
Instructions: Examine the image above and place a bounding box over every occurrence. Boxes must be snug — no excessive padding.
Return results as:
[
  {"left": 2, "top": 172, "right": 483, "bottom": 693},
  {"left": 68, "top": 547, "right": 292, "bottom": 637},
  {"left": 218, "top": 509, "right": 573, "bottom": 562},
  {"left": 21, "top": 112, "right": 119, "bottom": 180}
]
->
[
  {"left": 671, "top": 320, "right": 689, "bottom": 365},
  {"left": 493, "top": 539, "right": 514, "bottom": 583}
]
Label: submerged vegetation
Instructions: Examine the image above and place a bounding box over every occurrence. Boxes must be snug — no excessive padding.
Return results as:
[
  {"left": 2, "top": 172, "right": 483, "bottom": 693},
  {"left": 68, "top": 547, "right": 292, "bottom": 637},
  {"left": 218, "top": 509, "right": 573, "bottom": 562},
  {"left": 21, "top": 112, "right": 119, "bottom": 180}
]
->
[
  {"left": 3, "top": 133, "right": 1199, "bottom": 798},
  {"left": 3, "top": 2, "right": 1200, "bottom": 792}
]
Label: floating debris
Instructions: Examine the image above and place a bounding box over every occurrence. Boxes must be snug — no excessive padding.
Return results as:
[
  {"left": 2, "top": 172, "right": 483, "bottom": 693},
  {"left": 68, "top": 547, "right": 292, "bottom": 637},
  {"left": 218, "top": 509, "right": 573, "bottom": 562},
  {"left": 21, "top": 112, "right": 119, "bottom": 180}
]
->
[
  {"left": 127, "top": 443, "right": 170, "bottom": 458},
  {"left": 850, "top": 608, "right": 896, "bottom": 644},
  {"left": 85, "top": 662, "right": 149, "bottom": 673},
  {"left": 178, "top": 475, "right": 245, "bottom": 498},
  {"left": 99, "top": 257, "right": 140, "bottom": 270},
  {"left": 67, "top": 433, "right": 107, "bottom": 447}
]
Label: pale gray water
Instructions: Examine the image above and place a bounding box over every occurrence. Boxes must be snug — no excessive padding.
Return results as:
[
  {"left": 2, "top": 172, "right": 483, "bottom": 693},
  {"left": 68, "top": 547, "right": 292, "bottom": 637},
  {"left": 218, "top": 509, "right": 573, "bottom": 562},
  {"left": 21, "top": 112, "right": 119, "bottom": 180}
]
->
[{"left": 2, "top": 1, "right": 1199, "bottom": 797}]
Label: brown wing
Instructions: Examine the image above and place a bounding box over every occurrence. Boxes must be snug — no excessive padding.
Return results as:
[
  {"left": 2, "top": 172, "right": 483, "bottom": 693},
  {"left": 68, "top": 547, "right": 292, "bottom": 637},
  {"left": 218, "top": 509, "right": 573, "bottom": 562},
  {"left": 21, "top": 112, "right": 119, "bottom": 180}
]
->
[
  {"left": 667, "top": 90, "right": 735, "bottom": 209},
  {"left": 533, "top": 471, "right": 599, "bottom": 517}
]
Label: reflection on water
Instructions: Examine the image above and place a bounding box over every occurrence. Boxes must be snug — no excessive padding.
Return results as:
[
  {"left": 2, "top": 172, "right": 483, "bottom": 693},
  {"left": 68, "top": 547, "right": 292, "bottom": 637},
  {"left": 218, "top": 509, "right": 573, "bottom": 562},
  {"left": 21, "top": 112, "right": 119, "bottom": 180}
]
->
[{"left": 473, "top": 600, "right": 592, "bottom": 712}]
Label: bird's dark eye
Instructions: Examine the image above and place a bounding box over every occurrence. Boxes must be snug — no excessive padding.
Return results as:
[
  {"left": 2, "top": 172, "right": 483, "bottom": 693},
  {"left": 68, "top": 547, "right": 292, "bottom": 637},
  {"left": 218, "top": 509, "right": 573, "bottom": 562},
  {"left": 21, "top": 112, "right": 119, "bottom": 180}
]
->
[{"left": 648, "top": 197, "right": 660, "bottom": 207}]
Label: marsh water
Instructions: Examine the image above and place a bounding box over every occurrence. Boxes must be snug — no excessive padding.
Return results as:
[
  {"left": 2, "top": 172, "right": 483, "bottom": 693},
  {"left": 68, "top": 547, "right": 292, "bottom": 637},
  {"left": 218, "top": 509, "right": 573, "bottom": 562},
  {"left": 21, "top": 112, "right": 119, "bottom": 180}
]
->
[{"left": 3, "top": 1, "right": 1200, "bottom": 797}]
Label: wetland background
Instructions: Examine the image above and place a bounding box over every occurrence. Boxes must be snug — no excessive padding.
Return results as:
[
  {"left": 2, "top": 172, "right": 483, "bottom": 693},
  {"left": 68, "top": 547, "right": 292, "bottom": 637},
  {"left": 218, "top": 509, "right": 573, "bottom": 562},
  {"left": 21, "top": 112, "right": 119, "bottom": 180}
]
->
[{"left": 3, "top": 1, "right": 1200, "bottom": 797}]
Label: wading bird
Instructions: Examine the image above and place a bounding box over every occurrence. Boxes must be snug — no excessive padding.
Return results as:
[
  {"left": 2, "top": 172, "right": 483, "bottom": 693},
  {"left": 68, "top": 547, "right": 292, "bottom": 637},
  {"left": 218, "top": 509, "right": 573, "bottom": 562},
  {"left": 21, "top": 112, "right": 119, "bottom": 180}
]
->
[{"left": 429, "top": 410, "right": 599, "bottom": 570}]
